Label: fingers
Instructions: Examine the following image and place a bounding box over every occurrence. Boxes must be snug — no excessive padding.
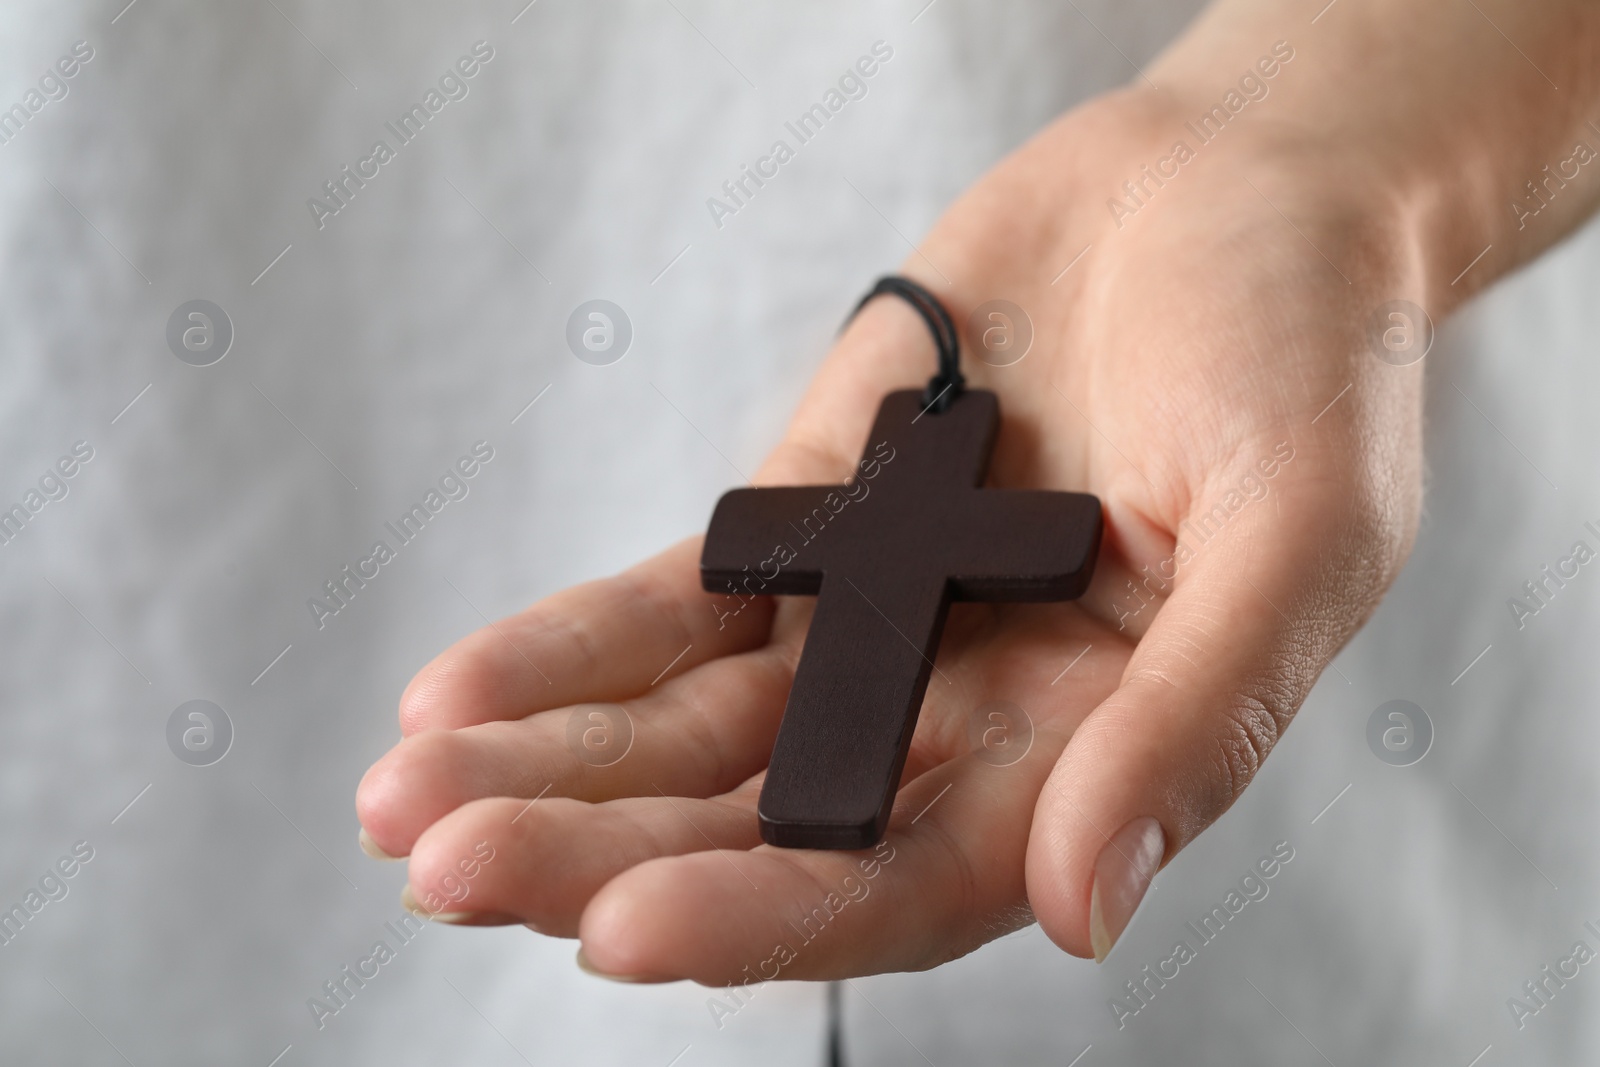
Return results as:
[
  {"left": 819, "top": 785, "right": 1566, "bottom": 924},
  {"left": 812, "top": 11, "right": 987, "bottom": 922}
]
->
[
  {"left": 572, "top": 737, "right": 1072, "bottom": 985},
  {"left": 1026, "top": 469, "right": 1412, "bottom": 960},
  {"left": 404, "top": 785, "right": 765, "bottom": 937},
  {"left": 378, "top": 302, "right": 957, "bottom": 856},
  {"left": 398, "top": 537, "right": 774, "bottom": 735},
  {"left": 358, "top": 638, "right": 798, "bottom": 856},
  {"left": 402, "top": 293, "right": 952, "bottom": 741},
  {"left": 395, "top": 626, "right": 1072, "bottom": 956}
]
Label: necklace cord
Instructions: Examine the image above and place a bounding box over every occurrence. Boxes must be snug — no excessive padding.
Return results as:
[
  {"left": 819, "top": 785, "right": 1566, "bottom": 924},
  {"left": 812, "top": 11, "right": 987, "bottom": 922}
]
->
[{"left": 846, "top": 275, "right": 964, "bottom": 414}]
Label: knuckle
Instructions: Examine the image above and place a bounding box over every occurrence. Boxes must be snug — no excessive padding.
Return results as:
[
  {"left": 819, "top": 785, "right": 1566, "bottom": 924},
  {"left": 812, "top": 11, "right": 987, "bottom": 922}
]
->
[
  {"left": 1326, "top": 467, "right": 1415, "bottom": 582},
  {"left": 1295, "top": 436, "right": 1422, "bottom": 589},
  {"left": 1350, "top": 474, "right": 1419, "bottom": 586},
  {"left": 1210, "top": 688, "right": 1292, "bottom": 807}
]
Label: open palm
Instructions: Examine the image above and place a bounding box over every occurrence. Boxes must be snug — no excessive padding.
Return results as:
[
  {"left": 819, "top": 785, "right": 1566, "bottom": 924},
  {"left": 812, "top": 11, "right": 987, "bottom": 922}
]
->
[{"left": 357, "top": 85, "right": 1421, "bottom": 981}]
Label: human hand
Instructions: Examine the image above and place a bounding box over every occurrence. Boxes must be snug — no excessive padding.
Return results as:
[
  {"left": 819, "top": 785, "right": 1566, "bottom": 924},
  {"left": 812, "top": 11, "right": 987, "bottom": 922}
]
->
[{"left": 357, "top": 0, "right": 1600, "bottom": 980}]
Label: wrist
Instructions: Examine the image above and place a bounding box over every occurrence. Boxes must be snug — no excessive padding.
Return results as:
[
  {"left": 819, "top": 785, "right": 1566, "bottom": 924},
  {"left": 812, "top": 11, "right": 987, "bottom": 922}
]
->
[{"left": 1146, "top": 0, "right": 1600, "bottom": 312}]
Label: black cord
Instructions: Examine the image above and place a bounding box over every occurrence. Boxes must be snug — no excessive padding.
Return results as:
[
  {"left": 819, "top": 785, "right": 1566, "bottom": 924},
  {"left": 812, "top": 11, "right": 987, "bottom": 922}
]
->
[
  {"left": 847, "top": 275, "right": 965, "bottom": 414},
  {"left": 826, "top": 979, "right": 845, "bottom": 1067}
]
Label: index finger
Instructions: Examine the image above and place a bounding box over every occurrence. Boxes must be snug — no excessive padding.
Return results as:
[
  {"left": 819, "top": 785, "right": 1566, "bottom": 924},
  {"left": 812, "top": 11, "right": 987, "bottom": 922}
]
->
[{"left": 398, "top": 537, "right": 774, "bottom": 734}]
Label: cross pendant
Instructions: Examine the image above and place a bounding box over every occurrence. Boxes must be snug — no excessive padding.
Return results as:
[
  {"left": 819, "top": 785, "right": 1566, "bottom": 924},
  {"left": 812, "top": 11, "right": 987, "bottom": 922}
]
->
[{"left": 701, "top": 389, "right": 1101, "bottom": 848}]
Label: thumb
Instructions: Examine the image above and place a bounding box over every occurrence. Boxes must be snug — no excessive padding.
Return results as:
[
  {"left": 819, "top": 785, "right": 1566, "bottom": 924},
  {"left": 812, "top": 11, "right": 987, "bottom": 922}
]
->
[{"left": 1025, "top": 465, "right": 1407, "bottom": 960}]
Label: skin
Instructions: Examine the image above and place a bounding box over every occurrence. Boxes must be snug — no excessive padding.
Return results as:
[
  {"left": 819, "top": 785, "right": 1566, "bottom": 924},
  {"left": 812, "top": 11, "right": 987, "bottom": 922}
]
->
[{"left": 358, "top": 0, "right": 1600, "bottom": 981}]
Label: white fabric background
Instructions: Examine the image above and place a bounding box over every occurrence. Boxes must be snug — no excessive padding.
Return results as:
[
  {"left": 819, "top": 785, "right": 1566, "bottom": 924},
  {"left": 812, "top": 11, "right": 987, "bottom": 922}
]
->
[{"left": 1, "top": 1, "right": 1597, "bottom": 1063}]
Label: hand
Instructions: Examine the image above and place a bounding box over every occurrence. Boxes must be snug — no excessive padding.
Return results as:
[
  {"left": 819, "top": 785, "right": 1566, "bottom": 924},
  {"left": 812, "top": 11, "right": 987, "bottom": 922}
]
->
[
  {"left": 355, "top": 79, "right": 1420, "bottom": 979},
  {"left": 358, "top": 0, "right": 1600, "bottom": 977}
]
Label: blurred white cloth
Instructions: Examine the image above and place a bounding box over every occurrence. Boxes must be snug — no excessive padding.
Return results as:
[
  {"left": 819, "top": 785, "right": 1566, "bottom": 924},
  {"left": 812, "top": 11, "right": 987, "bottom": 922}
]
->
[{"left": 2, "top": 1, "right": 1598, "bottom": 1063}]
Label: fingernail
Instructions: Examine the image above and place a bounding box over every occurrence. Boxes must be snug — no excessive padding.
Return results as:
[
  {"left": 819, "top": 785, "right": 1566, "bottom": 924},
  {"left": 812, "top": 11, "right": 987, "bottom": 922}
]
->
[
  {"left": 399, "top": 884, "right": 519, "bottom": 926},
  {"left": 358, "top": 828, "right": 402, "bottom": 861},
  {"left": 1088, "top": 816, "right": 1165, "bottom": 963},
  {"left": 575, "top": 947, "right": 672, "bottom": 984}
]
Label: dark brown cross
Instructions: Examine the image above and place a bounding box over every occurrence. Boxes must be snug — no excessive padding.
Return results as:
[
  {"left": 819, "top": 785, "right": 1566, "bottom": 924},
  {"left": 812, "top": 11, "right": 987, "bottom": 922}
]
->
[{"left": 701, "top": 389, "right": 1101, "bottom": 849}]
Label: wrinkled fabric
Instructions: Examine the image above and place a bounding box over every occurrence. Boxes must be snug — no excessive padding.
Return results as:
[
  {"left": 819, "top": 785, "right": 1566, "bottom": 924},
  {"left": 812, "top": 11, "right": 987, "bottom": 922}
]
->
[{"left": 1, "top": 2, "right": 1595, "bottom": 1063}]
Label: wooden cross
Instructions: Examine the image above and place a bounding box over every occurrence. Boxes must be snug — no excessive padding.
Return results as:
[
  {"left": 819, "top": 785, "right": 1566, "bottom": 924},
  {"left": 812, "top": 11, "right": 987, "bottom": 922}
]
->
[{"left": 701, "top": 389, "right": 1101, "bottom": 849}]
